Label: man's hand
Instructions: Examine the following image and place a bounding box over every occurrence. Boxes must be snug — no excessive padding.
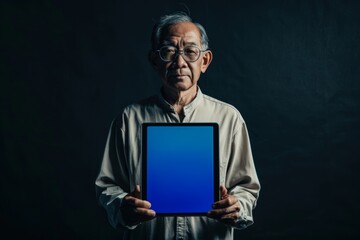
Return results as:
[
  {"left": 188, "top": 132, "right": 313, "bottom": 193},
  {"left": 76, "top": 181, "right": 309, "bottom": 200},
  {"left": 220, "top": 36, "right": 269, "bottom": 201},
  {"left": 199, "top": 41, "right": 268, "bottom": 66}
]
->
[
  {"left": 207, "top": 185, "right": 241, "bottom": 225},
  {"left": 121, "top": 185, "right": 156, "bottom": 226}
]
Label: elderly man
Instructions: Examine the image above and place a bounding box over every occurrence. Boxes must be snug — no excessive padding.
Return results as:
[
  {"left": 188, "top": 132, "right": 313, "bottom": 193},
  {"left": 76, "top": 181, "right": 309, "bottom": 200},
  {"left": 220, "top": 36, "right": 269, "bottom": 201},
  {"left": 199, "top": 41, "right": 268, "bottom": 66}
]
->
[{"left": 95, "top": 12, "right": 260, "bottom": 240}]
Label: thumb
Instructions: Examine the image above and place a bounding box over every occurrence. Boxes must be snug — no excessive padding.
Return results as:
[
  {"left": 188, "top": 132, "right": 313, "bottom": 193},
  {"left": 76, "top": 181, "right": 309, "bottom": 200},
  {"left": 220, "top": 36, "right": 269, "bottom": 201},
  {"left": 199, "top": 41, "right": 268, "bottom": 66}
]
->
[
  {"left": 131, "top": 184, "right": 141, "bottom": 198},
  {"left": 220, "top": 185, "right": 228, "bottom": 199}
]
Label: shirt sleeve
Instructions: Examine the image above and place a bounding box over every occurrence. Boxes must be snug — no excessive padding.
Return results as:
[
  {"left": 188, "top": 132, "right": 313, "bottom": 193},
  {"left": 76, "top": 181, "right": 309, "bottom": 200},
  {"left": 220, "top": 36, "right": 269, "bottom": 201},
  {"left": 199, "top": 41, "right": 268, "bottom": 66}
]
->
[
  {"left": 95, "top": 117, "right": 138, "bottom": 230},
  {"left": 225, "top": 121, "right": 261, "bottom": 229}
]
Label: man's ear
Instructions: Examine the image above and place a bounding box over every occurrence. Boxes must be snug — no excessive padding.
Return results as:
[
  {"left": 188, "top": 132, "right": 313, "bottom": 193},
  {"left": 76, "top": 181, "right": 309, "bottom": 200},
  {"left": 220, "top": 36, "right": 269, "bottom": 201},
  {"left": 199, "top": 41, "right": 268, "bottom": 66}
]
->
[
  {"left": 148, "top": 50, "right": 159, "bottom": 70},
  {"left": 200, "top": 50, "right": 213, "bottom": 73}
]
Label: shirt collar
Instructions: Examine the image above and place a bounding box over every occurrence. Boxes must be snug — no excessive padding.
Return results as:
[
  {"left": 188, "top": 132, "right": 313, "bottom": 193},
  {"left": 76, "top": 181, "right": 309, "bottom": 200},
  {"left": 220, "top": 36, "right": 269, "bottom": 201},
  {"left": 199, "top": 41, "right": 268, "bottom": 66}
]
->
[{"left": 157, "top": 86, "right": 204, "bottom": 115}]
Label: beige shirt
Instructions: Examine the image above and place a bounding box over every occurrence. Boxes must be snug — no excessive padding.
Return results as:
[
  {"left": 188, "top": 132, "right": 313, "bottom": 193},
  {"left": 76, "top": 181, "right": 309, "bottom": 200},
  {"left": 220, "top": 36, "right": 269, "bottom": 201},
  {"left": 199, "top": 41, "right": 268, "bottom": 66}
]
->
[{"left": 95, "top": 88, "right": 260, "bottom": 240}]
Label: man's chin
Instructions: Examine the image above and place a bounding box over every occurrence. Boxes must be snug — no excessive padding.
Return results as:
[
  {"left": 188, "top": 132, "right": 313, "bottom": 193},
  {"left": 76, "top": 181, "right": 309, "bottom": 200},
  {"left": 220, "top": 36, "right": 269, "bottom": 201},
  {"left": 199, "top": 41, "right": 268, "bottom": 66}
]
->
[{"left": 166, "top": 82, "right": 193, "bottom": 92}]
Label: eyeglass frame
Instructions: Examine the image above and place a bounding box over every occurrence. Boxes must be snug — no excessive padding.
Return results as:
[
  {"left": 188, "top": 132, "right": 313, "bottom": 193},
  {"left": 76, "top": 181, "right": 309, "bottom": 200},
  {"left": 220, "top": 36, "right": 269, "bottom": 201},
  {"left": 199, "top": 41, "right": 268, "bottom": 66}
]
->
[{"left": 155, "top": 45, "right": 208, "bottom": 63}]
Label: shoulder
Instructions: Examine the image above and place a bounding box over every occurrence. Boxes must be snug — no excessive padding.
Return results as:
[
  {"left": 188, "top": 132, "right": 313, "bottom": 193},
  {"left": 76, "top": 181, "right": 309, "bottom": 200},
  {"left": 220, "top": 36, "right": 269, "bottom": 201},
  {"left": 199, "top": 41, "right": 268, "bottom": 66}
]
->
[
  {"left": 202, "top": 94, "right": 245, "bottom": 122},
  {"left": 111, "top": 95, "right": 159, "bottom": 125},
  {"left": 122, "top": 95, "right": 159, "bottom": 114}
]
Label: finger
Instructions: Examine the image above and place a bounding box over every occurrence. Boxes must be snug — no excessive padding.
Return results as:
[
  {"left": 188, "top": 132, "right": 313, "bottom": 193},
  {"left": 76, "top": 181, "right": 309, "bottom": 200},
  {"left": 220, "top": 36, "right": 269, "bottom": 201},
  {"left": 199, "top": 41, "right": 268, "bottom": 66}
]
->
[
  {"left": 220, "top": 211, "right": 240, "bottom": 220},
  {"left": 134, "top": 207, "right": 156, "bottom": 218},
  {"left": 208, "top": 203, "right": 240, "bottom": 218},
  {"left": 123, "top": 207, "right": 156, "bottom": 226},
  {"left": 219, "top": 212, "right": 240, "bottom": 224},
  {"left": 125, "top": 197, "right": 151, "bottom": 208},
  {"left": 124, "top": 196, "right": 151, "bottom": 208},
  {"left": 132, "top": 184, "right": 141, "bottom": 199},
  {"left": 220, "top": 185, "right": 228, "bottom": 199},
  {"left": 137, "top": 215, "right": 156, "bottom": 223},
  {"left": 132, "top": 208, "right": 156, "bottom": 224},
  {"left": 212, "top": 195, "right": 238, "bottom": 209}
]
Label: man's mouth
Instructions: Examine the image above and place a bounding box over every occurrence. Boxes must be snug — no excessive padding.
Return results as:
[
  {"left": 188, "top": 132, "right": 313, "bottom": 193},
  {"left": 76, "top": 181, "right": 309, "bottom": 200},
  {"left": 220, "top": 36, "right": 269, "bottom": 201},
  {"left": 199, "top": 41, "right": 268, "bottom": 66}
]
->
[
  {"left": 172, "top": 75, "right": 187, "bottom": 80},
  {"left": 169, "top": 73, "right": 187, "bottom": 77}
]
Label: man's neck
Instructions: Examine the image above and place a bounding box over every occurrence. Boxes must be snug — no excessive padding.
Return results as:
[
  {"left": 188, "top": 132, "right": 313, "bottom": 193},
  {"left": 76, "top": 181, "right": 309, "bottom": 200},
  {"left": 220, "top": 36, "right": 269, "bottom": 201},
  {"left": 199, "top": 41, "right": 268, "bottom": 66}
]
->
[{"left": 162, "top": 84, "right": 198, "bottom": 113}]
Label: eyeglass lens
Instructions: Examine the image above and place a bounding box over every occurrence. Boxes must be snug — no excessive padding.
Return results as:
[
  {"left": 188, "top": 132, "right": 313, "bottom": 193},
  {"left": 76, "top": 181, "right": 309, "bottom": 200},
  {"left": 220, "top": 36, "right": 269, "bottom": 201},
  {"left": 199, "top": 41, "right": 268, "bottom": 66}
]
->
[{"left": 159, "top": 46, "right": 201, "bottom": 62}]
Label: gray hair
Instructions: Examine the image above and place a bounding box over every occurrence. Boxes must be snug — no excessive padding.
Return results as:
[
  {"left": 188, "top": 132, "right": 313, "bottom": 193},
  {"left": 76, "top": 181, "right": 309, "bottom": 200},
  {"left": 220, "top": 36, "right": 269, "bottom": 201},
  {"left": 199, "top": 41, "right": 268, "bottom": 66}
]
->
[{"left": 150, "top": 12, "right": 209, "bottom": 51}]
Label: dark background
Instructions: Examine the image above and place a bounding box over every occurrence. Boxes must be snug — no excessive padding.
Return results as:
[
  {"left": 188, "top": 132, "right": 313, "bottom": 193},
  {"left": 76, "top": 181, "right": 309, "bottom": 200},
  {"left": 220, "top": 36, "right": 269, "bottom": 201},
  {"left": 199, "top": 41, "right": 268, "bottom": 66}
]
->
[{"left": 1, "top": 0, "right": 360, "bottom": 239}]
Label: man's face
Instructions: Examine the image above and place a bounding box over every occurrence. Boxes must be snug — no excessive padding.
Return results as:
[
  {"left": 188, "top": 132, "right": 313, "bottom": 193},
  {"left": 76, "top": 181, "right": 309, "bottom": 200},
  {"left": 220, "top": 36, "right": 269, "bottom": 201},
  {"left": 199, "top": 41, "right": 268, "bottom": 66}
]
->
[{"left": 151, "top": 22, "right": 212, "bottom": 92}]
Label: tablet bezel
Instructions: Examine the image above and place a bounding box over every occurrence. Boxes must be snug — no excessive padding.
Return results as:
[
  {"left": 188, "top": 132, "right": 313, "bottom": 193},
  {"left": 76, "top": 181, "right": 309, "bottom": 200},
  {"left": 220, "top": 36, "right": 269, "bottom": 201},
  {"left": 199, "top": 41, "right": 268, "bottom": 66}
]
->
[{"left": 141, "top": 122, "right": 220, "bottom": 216}]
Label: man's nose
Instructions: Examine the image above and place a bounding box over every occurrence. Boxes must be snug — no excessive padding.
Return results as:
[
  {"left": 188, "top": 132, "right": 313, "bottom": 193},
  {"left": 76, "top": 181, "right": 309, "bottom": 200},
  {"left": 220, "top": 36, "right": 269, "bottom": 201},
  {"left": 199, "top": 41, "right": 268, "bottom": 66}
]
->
[{"left": 172, "top": 52, "right": 187, "bottom": 68}]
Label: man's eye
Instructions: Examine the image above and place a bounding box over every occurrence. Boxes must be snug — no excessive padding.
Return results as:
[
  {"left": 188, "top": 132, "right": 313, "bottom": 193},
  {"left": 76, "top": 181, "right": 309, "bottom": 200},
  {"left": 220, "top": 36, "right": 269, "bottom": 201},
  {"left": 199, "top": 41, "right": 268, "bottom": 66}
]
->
[
  {"left": 165, "top": 48, "right": 176, "bottom": 54},
  {"left": 185, "top": 48, "right": 198, "bottom": 55}
]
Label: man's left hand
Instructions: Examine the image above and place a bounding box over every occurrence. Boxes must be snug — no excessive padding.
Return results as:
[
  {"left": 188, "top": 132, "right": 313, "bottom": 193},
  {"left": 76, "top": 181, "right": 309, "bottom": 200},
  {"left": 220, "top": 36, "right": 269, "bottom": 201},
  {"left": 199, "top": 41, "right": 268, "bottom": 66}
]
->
[{"left": 207, "top": 185, "right": 241, "bottom": 225}]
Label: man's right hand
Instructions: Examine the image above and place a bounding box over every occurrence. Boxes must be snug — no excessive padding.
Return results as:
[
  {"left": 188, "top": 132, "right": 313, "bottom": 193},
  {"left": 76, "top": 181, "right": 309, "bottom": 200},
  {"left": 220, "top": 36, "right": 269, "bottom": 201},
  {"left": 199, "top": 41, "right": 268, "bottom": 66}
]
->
[{"left": 121, "top": 185, "right": 156, "bottom": 226}]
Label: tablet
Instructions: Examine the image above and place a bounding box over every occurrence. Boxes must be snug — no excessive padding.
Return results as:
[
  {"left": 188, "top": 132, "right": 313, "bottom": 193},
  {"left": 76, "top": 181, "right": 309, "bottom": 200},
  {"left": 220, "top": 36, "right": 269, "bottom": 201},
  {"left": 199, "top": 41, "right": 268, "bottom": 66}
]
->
[{"left": 142, "top": 122, "right": 219, "bottom": 215}]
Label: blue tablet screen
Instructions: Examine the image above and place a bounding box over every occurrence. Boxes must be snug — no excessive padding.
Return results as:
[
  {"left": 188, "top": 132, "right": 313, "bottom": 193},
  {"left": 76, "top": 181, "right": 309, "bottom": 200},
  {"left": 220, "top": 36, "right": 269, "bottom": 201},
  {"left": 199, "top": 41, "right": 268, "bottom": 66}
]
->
[{"left": 145, "top": 125, "right": 216, "bottom": 214}]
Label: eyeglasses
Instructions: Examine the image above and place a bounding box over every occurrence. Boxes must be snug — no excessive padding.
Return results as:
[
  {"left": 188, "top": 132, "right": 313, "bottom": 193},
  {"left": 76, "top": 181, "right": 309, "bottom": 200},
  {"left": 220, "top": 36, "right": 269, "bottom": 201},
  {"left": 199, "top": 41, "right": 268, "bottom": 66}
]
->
[{"left": 156, "top": 45, "right": 206, "bottom": 62}]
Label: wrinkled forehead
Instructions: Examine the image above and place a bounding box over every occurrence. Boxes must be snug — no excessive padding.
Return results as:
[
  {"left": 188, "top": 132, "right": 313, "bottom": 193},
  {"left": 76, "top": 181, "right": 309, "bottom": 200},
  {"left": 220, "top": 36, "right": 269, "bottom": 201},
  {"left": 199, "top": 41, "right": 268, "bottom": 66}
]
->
[{"left": 159, "top": 22, "right": 202, "bottom": 46}]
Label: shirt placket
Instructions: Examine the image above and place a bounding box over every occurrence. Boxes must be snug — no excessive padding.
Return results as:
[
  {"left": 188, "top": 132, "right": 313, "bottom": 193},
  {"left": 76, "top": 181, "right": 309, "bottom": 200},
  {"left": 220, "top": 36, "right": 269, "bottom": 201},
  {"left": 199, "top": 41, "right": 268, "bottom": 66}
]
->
[{"left": 176, "top": 216, "right": 186, "bottom": 240}]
